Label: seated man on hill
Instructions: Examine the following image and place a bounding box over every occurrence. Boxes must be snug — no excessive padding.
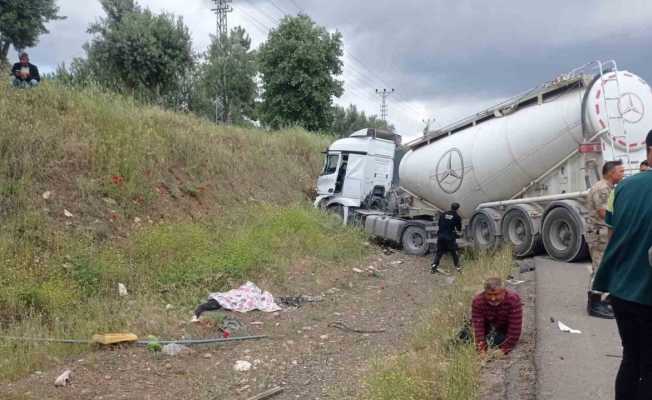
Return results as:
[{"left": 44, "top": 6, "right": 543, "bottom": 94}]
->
[
  {"left": 471, "top": 277, "right": 523, "bottom": 355},
  {"left": 11, "top": 52, "right": 40, "bottom": 88}
]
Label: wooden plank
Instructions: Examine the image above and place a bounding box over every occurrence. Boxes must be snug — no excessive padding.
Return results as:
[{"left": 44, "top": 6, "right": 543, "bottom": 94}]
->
[{"left": 92, "top": 333, "right": 139, "bottom": 345}]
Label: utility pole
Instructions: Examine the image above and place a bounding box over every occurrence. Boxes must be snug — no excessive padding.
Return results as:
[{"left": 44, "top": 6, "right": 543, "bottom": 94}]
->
[
  {"left": 376, "top": 88, "right": 395, "bottom": 122},
  {"left": 211, "top": 0, "right": 233, "bottom": 39},
  {"left": 210, "top": 0, "right": 233, "bottom": 124}
]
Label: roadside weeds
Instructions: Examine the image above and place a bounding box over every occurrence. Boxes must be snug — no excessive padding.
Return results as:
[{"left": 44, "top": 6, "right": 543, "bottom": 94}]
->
[{"left": 362, "top": 249, "right": 514, "bottom": 400}]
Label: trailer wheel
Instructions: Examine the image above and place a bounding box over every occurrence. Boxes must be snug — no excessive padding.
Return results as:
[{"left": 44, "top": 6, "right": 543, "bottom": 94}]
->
[
  {"left": 471, "top": 212, "right": 499, "bottom": 251},
  {"left": 401, "top": 226, "right": 429, "bottom": 256},
  {"left": 501, "top": 209, "right": 540, "bottom": 258},
  {"left": 542, "top": 207, "right": 588, "bottom": 262}
]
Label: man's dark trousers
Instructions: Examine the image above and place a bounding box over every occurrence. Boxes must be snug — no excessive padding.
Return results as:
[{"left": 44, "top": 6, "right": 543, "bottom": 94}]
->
[
  {"left": 611, "top": 296, "right": 652, "bottom": 400},
  {"left": 433, "top": 238, "right": 460, "bottom": 267}
]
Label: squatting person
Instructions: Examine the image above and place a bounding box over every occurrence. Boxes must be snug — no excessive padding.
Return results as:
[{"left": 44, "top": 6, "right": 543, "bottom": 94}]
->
[
  {"left": 585, "top": 160, "right": 624, "bottom": 319},
  {"left": 471, "top": 277, "right": 523, "bottom": 355},
  {"left": 431, "top": 202, "right": 462, "bottom": 274},
  {"left": 11, "top": 52, "right": 40, "bottom": 88},
  {"left": 592, "top": 129, "right": 652, "bottom": 400}
]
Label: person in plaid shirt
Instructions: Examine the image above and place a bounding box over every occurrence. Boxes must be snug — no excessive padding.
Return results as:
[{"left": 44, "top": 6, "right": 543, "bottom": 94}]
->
[{"left": 471, "top": 277, "right": 523, "bottom": 354}]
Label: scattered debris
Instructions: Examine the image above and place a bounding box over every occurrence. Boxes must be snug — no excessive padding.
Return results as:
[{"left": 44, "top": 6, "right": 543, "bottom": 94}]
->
[
  {"left": 445, "top": 276, "right": 456, "bottom": 285},
  {"left": 390, "top": 260, "right": 403, "bottom": 265},
  {"left": 234, "top": 360, "right": 253, "bottom": 372},
  {"left": 328, "top": 321, "right": 386, "bottom": 334},
  {"left": 506, "top": 279, "right": 526, "bottom": 286},
  {"left": 516, "top": 259, "right": 536, "bottom": 273},
  {"left": 352, "top": 268, "right": 364, "bottom": 273},
  {"left": 557, "top": 321, "right": 582, "bottom": 334},
  {"left": 161, "top": 343, "right": 191, "bottom": 356},
  {"left": 277, "top": 295, "right": 323, "bottom": 308},
  {"left": 206, "top": 282, "right": 281, "bottom": 313},
  {"left": 202, "top": 352, "right": 213, "bottom": 359},
  {"left": 165, "top": 304, "right": 173, "bottom": 310},
  {"left": 118, "top": 283, "right": 128, "bottom": 297},
  {"left": 222, "top": 316, "right": 244, "bottom": 332},
  {"left": 63, "top": 209, "right": 74, "bottom": 218},
  {"left": 605, "top": 354, "right": 622, "bottom": 358},
  {"left": 245, "top": 386, "right": 284, "bottom": 400},
  {"left": 54, "top": 369, "right": 72, "bottom": 387},
  {"left": 42, "top": 191, "right": 52, "bottom": 200}
]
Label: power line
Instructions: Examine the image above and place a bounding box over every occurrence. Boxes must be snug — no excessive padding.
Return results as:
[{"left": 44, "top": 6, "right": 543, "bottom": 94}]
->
[
  {"left": 268, "top": 0, "right": 291, "bottom": 16},
  {"left": 286, "top": 0, "right": 304, "bottom": 13},
  {"left": 237, "top": 8, "right": 271, "bottom": 34}
]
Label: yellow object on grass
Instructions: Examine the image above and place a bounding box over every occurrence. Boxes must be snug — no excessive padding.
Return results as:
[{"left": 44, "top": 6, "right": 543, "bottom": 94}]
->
[{"left": 92, "top": 333, "right": 139, "bottom": 345}]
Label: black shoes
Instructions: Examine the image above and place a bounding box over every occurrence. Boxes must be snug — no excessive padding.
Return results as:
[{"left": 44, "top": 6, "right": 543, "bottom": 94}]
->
[
  {"left": 587, "top": 293, "right": 615, "bottom": 319},
  {"left": 431, "top": 264, "right": 450, "bottom": 275}
]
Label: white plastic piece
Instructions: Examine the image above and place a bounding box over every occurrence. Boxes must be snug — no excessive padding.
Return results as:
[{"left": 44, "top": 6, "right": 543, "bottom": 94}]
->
[
  {"left": 118, "top": 283, "right": 128, "bottom": 297},
  {"left": 233, "top": 360, "right": 252, "bottom": 372},
  {"left": 54, "top": 369, "right": 72, "bottom": 387},
  {"left": 558, "top": 321, "right": 582, "bottom": 334}
]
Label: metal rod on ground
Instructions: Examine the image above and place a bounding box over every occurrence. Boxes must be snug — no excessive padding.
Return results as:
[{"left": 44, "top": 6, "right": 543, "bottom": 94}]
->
[
  {"left": 244, "top": 386, "right": 283, "bottom": 400},
  {"left": 0, "top": 335, "right": 268, "bottom": 346},
  {"left": 137, "top": 336, "right": 268, "bottom": 346}
]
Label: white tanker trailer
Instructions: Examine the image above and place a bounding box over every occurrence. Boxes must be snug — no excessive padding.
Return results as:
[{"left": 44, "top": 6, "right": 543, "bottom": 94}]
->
[{"left": 315, "top": 61, "right": 652, "bottom": 262}]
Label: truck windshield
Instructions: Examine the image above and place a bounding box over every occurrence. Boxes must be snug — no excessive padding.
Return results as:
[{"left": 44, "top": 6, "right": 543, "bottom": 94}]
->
[{"left": 323, "top": 154, "right": 339, "bottom": 175}]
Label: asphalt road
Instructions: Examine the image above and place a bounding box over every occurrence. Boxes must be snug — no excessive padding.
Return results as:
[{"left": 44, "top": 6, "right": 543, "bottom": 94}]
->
[{"left": 535, "top": 257, "right": 621, "bottom": 400}]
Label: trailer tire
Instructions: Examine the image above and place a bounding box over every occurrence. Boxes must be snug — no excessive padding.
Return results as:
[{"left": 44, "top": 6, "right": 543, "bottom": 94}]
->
[
  {"left": 541, "top": 207, "right": 588, "bottom": 262},
  {"left": 501, "top": 208, "right": 541, "bottom": 258},
  {"left": 470, "top": 212, "right": 500, "bottom": 251},
  {"left": 401, "top": 226, "right": 429, "bottom": 256}
]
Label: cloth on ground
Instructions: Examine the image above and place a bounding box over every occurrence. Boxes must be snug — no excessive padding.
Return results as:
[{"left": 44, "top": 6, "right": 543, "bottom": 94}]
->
[{"left": 208, "top": 281, "right": 281, "bottom": 313}]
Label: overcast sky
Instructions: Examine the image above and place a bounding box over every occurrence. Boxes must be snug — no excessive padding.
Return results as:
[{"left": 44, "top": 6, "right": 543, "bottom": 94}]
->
[{"left": 20, "top": 0, "right": 652, "bottom": 138}]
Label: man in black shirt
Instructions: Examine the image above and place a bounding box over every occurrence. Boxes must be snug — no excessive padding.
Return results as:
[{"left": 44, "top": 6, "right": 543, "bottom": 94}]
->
[
  {"left": 432, "top": 202, "right": 462, "bottom": 274},
  {"left": 11, "top": 52, "right": 40, "bottom": 88}
]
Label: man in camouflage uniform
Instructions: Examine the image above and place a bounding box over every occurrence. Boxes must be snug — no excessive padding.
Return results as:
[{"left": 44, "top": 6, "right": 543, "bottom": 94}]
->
[{"left": 586, "top": 160, "right": 624, "bottom": 319}]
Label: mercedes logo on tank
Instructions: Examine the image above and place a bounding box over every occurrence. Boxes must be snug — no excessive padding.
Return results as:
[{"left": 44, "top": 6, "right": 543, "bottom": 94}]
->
[
  {"left": 618, "top": 92, "right": 645, "bottom": 124},
  {"left": 433, "top": 148, "right": 464, "bottom": 194}
]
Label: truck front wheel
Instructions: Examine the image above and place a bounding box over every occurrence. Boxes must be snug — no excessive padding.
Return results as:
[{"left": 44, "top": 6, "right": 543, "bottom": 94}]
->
[{"left": 401, "top": 226, "right": 429, "bottom": 256}]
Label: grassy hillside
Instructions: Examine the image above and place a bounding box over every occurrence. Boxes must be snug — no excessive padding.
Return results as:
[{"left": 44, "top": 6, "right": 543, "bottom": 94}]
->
[{"left": 0, "top": 82, "right": 368, "bottom": 380}]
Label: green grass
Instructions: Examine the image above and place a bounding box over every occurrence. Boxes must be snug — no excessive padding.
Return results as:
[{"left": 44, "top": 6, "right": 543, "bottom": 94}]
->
[
  {"left": 363, "top": 249, "right": 514, "bottom": 400},
  {"left": 0, "top": 82, "right": 369, "bottom": 381}
]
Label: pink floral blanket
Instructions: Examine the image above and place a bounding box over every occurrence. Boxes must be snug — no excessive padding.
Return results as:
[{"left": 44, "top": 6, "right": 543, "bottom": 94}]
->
[{"left": 209, "top": 282, "right": 281, "bottom": 313}]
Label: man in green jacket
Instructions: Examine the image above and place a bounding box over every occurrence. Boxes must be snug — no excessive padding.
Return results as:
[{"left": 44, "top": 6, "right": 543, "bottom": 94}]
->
[{"left": 592, "top": 129, "right": 652, "bottom": 400}]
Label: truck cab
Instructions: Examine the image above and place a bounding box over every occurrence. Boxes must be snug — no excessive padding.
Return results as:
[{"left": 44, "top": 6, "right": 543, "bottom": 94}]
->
[{"left": 315, "top": 128, "right": 400, "bottom": 220}]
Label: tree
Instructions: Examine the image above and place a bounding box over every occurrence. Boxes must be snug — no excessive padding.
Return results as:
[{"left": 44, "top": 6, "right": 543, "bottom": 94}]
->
[
  {"left": 331, "top": 104, "right": 393, "bottom": 137},
  {"left": 82, "top": 0, "right": 193, "bottom": 101},
  {"left": 0, "top": 0, "right": 65, "bottom": 65},
  {"left": 193, "top": 27, "right": 258, "bottom": 124},
  {"left": 258, "top": 14, "right": 343, "bottom": 132}
]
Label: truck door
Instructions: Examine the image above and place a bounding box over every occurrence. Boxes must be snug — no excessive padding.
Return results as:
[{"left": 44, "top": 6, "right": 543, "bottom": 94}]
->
[
  {"left": 373, "top": 158, "right": 393, "bottom": 190},
  {"left": 316, "top": 152, "right": 341, "bottom": 195}
]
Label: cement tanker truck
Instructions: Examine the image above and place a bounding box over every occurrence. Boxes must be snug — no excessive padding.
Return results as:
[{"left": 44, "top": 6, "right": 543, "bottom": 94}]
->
[{"left": 315, "top": 61, "right": 652, "bottom": 262}]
